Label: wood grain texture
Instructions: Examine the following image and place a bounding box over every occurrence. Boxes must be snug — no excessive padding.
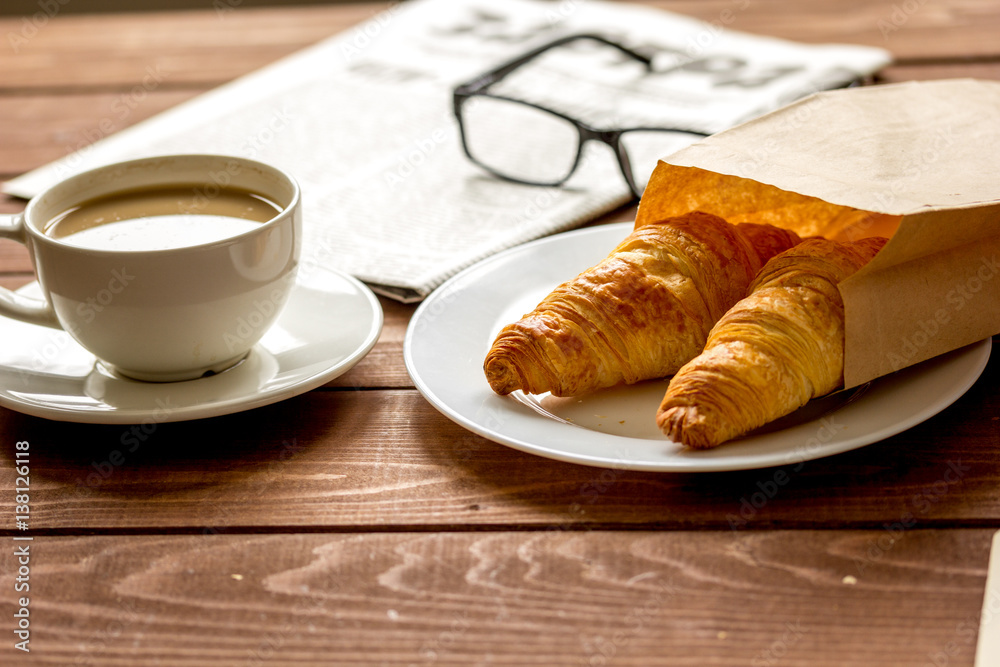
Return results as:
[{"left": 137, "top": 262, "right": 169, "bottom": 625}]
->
[
  {"left": 329, "top": 297, "right": 412, "bottom": 389},
  {"left": 0, "top": 276, "right": 31, "bottom": 290},
  {"left": 0, "top": 242, "right": 32, "bottom": 274},
  {"left": 0, "top": 0, "right": 997, "bottom": 180},
  {"left": 0, "top": 0, "right": 998, "bottom": 93},
  {"left": 0, "top": 4, "right": 998, "bottom": 665},
  {"left": 880, "top": 61, "right": 1000, "bottom": 83},
  {"left": 0, "top": 529, "right": 992, "bottom": 666},
  {"left": 650, "top": 0, "right": 1000, "bottom": 59},
  {"left": 0, "top": 341, "right": 996, "bottom": 532},
  {"left": 0, "top": 196, "right": 27, "bottom": 213},
  {"left": 0, "top": 89, "right": 202, "bottom": 177},
  {"left": 0, "top": 4, "right": 380, "bottom": 89}
]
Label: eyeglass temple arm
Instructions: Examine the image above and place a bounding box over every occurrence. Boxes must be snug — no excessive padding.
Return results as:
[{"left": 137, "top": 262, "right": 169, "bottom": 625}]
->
[{"left": 454, "top": 33, "right": 653, "bottom": 96}]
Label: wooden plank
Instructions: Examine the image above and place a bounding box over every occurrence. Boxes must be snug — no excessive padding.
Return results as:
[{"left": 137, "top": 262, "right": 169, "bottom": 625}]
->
[
  {"left": 0, "top": 0, "right": 370, "bottom": 13},
  {"left": 0, "top": 9, "right": 994, "bottom": 180},
  {"left": 0, "top": 196, "right": 26, "bottom": 213},
  {"left": 0, "top": 529, "right": 992, "bottom": 665},
  {"left": 0, "top": 4, "right": 380, "bottom": 89},
  {"left": 0, "top": 1, "right": 999, "bottom": 92},
  {"left": 0, "top": 235, "right": 32, "bottom": 274},
  {"left": 595, "top": 0, "right": 1000, "bottom": 64},
  {"left": 881, "top": 61, "right": 1000, "bottom": 83},
  {"left": 0, "top": 89, "right": 203, "bottom": 178},
  {"left": 0, "top": 345, "right": 996, "bottom": 531},
  {"left": 0, "top": 191, "right": 31, "bottom": 274},
  {"left": 0, "top": 276, "right": 32, "bottom": 290},
  {"left": 0, "top": 6, "right": 991, "bottom": 177},
  {"left": 329, "top": 296, "right": 412, "bottom": 389},
  {"left": 652, "top": 0, "right": 1000, "bottom": 59}
]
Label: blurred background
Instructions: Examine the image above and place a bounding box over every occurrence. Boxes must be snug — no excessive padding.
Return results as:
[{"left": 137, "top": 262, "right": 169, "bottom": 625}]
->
[{"left": 0, "top": 0, "right": 366, "bottom": 14}]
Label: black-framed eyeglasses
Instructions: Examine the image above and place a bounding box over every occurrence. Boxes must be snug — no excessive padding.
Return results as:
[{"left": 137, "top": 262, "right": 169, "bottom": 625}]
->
[{"left": 453, "top": 33, "right": 710, "bottom": 199}]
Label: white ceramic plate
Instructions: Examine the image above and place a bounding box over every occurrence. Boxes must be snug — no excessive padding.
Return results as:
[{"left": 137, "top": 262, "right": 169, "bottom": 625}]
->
[
  {"left": 404, "top": 222, "right": 992, "bottom": 472},
  {"left": 0, "top": 264, "right": 382, "bottom": 423}
]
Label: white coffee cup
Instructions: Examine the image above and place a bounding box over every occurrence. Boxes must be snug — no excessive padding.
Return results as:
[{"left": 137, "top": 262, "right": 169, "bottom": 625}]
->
[{"left": 0, "top": 154, "right": 301, "bottom": 382}]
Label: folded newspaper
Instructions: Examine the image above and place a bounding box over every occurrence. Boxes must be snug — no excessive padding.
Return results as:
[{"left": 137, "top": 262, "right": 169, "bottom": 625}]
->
[{"left": 2, "top": 0, "right": 890, "bottom": 302}]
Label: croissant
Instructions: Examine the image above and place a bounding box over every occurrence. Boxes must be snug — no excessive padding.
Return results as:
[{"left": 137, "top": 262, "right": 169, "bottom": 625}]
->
[
  {"left": 657, "top": 235, "right": 888, "bottom": 449},
  {"left": 484, "top": 211, "right": 802, "bottom": 397}
]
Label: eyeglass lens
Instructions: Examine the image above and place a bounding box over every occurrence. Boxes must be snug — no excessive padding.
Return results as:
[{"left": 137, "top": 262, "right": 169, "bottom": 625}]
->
[{"left": 459, "top": 96, "right": 581, "bottom": 185}]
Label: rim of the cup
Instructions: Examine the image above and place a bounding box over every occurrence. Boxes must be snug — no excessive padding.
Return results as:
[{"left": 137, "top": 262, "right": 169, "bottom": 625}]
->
[{"left": 23, "top": 154, "right": 301, "bottom": 255}]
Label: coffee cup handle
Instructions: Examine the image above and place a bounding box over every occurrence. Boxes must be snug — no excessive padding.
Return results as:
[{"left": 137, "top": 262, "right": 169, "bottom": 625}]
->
[{"left": 0, "top": 213, "right": 61, "bottom": 329}]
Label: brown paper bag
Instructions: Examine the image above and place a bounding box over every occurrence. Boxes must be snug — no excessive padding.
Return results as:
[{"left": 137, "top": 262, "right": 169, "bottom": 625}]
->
[{"left": 636, "top": 79, "right": 1000, "bottom": 388}]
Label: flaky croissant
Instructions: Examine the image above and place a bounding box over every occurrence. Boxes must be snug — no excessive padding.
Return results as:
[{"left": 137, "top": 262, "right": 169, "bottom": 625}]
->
[
  {"left": 657, "top": 235, "right": 888, "bottom": 449},
  {"left": 484, "top": 211, "right": 802, "bottom": 397}
]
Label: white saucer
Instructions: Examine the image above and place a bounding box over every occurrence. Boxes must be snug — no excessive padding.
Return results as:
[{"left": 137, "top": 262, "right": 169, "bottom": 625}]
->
[{"left": 0, "top": 265, "right": 383, "bottom": 423}]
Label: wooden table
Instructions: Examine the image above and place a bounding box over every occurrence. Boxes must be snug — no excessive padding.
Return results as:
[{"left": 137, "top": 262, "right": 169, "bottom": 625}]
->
[{"left": 1, "top": 2, "right": 998, "bottom": 665}]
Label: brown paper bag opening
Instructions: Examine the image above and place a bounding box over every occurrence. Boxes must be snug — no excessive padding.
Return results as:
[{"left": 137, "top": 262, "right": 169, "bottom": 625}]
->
[{"left": 635, "top": 79, "right": 1000, "bottom": 388}]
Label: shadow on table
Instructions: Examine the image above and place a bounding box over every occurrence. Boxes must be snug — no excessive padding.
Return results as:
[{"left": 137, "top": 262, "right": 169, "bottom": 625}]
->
[
  {"left": 413, "top": 353, "right": 999, "bottom": 531},
  {"left": 4, "top": 392, "right": 329, "bottom": 500}
]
